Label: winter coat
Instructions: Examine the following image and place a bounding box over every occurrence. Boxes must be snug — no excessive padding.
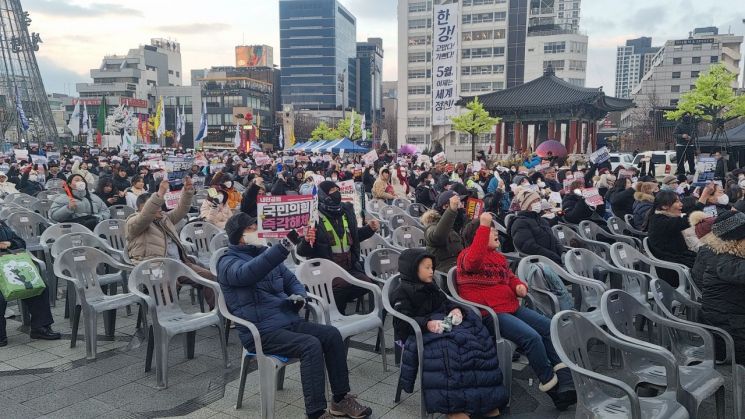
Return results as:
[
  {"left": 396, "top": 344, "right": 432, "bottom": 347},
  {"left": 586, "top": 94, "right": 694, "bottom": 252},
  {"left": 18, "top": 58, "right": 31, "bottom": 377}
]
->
[
  {"left": 239, "top": 183, "right": 261, "bottom": 217},
  {"left": 49, "top": 192, "right": 110, "bottom": 223},
  {"left": 456, "top": 225, "right": 525, "bottom": 314},
  {"left": 218, "top": 244, "right": 307, "bottom": 346},
  {"left": 125, "top": 189, "right": 194, "bottom": 263},
  {"left": 421, "top": 208, "right": 464, "bottom": 272},
  {"left": 372, "top": 168, "right": 396, "bottom": 200},
  {"left": 414, "top": 184, "right": 436, "bottom": 208},
  {"left": 647, "top": 211, "right": 696, "bottom": 268},
  {"left": 112, "top": 175, "right": 131, "bottom": 192},
  {"left": 125, "top": 188, "right": 147, "bottom": 209},
  {"left": 270, "top": 179, "right": 290, "bottom": 196},
  {"left": 296, "top": 203, "right": 375, "bottom": 276},
  {"left": 394, "top": 248, "right": 508, "bottom": 415},
  {"left": 631, "top": 192, "right": 654, "bottom": 230},
  {"left": 199, "top": 200, "right": 233, "bottom": 229},
  {"left": 510, "top": 211, "right": 564, "bottom": 264},
  {"left": 609, "top": 187, "right": 635, "bottom": 219},
  {"left": 16, "top": 172, "right": 43, "bottom": 196},
  {"left": 693, "top": 234, "right": 745, "bottom": 363},
  {"left": 71, "top": 160, "right": 95, "bottom": 186},
  {"left": 561, "top": 193, "right": 599, "bottom": 225}
]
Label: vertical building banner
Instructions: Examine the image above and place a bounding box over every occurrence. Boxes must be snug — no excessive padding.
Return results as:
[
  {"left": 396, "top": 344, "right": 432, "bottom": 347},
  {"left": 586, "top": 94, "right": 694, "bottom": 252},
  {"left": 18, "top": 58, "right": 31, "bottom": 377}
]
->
[{"left": 432, "top": 3, "right": 459, "bottom": 126}]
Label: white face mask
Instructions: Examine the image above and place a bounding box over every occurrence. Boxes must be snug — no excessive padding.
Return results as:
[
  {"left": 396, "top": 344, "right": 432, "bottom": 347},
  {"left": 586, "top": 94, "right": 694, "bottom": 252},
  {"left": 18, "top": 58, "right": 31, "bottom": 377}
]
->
[
  {"left": 75, "top": 182, "right": 87, "bottom": 192},
  {"left": 717, "top": 194, "right": 730, "bottom": 206},
  {"left": 530, "top": 202, "right": 542, "bottom": 213},
  {"left": 739, "top": 179, "right": 745, "bottom": 190},
  {"left": 331, "top": 176, "right": 338, "bottom": 182},
  {"left": 573, "top": 188, "right": 582, "bottom": 196},
  {"left": 537, "top": 181, "right": 546, "bottom": 188},
  {"left": 224, "top": 181, "right": 233, "bottom": 189},
  {"left": 29, "top": 175, "right": 38, "bottom": 182},
  {"left": 242, "top": 231, "right": 267, "bottom": 247}
]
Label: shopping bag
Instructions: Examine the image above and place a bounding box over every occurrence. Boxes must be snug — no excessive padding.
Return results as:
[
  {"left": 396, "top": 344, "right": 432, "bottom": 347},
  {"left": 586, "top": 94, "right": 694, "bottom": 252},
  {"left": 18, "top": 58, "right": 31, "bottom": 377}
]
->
[{"left": 0, "top": 252, "right": 46, "bottom": 301}]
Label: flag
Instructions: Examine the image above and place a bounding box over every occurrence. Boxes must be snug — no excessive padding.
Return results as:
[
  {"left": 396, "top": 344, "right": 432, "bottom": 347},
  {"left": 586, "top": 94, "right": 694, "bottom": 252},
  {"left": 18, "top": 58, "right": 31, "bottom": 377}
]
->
[
  {"left": 360, "top": 114, "right": 366, "bottom": 141},
  {"left": 194, "top": 99, "right": 208, "bottom": 147},
  {"left": 155, "top": 97, "right": 165, "bottom": 139},
  {"left": 289, "top": 131, "right": 296, "bottom": 147},
  {"left": 348, "top": 111, "right": 355, "bottom": 138},
  {"left": 233, "top": 124, "right": 241, "bottom": 149},
  {"left": 86, "top": 116, "right": 94, "bottom": 147},
  {"left": 174, "top": 106, "right": 181, "bottom": 144},
  {"left": 14, "top": 86, "right": 29, "bottom": 132},
  {"left": 67, "top": 100, "right": 81, "bottom": 137},
  {"left": 278, "top": 127, "right": 284, "bottom": 149},
  {"left": 121, "top": 130, "right": 134, "bottom": 153},
  {"left": 81, "top": 103, "right": 89, "bottom": 134},
  {"left": 179, "top": 104, "right": 186, "bottom": 137},
  {"left": 96, "top": 96, "right": 106, "bottom": 146}
]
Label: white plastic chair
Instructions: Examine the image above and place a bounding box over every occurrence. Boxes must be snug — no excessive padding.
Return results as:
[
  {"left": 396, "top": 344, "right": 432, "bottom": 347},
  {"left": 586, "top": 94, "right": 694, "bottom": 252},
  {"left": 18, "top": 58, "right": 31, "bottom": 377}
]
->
[
  {"left": 610, "top": 242, "right": 694, "bottom": 300},
  {"left": 391, "top": 225, "right": 425, "bottom": 249},
  {"left": 363, "top": 247, "right": 401, "bottom": 284},
  {"left": 179, "top": 221, "right": 221, "bottom": 265},
  {"left": 93, "top": 219, "right": 127, "bottom": 259},
  {"left": 128, "top": 258, "right": 229, "bottom": 388},
  {"left": 6, "top": 211, "right": 49, "bottom": 252},
  {"left": 109, "top": 205, "right": 135, "bottom": 220},
  {"left": 392, "top": 197, "right": 412, "bottom": 211},
  {"left": 208, "top": 232, "right": 229, "bottom": 253},
  {"left": 359, "top": 233, "right": 394, "bottom": 259},
  {"left": 296, "top": 258, "right": 388, "bottom": 371},
  {"left": 39, "top": 222, "right": 90, "bottom": 305}
]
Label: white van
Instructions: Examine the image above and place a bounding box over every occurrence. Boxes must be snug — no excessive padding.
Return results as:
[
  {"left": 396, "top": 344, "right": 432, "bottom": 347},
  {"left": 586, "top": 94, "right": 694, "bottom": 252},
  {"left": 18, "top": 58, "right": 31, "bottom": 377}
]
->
[{"left": 631, "top": 151, "right": 678, "bottom": 181}]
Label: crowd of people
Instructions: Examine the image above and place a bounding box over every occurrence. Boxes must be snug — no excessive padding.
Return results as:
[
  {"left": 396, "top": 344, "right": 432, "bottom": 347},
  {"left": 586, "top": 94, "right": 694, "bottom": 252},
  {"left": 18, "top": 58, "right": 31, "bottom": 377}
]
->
[{"left": 1, "top": 142, "right": 743, "bottom": 418}]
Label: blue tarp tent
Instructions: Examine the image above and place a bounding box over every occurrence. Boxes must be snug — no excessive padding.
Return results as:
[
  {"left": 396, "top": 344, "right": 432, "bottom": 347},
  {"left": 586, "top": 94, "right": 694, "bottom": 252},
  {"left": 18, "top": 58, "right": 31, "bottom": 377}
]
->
[{"left": 290, "top": 139, "right": 369, "bottom": 153}]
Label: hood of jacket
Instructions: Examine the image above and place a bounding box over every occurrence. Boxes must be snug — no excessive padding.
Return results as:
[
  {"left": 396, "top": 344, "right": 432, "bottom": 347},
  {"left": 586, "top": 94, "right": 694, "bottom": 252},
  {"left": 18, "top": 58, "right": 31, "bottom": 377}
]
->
[
  {"left": 700, "top": 233, "right": 745, "bottom": 258},
  {"left": 420, "top": 209, "right": 441, "bottom": 227},
  {"left": 398, "top": 247, "right": 435, "bottom": 284},
  {"left": 634, "top": 192, "right": 654, "bottom": 202}
]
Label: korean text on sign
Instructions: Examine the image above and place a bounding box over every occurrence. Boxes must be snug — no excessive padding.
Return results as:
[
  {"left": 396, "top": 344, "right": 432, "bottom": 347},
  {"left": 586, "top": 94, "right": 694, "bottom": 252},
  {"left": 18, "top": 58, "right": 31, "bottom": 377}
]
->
[
  {"left": 258, "top": 195, "right": 318, "bottom": 239},
  {"left": 432, "top": 3, "right": 459, "bottom": 126}
]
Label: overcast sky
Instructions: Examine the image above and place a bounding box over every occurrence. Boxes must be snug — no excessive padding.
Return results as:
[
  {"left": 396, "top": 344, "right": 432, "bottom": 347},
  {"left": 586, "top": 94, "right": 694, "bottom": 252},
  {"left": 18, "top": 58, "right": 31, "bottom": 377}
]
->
[{"left": 27, "top": 0, "right": 745, "bottom": 97}]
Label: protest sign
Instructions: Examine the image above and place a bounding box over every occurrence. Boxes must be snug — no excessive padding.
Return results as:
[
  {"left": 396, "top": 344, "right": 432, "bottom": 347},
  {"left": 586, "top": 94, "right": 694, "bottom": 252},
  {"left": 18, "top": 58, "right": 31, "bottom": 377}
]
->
[
  {"left": 210, "top": 163, "right": 225, "bottom": 173},
  {"left": 13, "top": 149, "right": 28, "bottom": 161},
  {"left": 255, "top": 155, "right": 272, "bottom": 166},
  {"left": 257, "top": 194, "right": 317, "bottom": 239},
  {"left": 582, "top": 188, "right": 604, "bottom": 207},
  {"left": 589, "top": 147, "right": 610, "bottom": 164},
  {"left": 164, "top": 190, "right": 182, "bottom": 210},
  {"left": 362, "top": 149, "right": 378, "bottom": 166},
  {"left": 238, "top": 167, "right": 251, "bottom": 177},
  {"left": 562, "top": 178, "right": 574, "bottom": 193},
  {"left": 46, "top": 152, "right": 60, "bottom": 162},
  {"left": 433, "top": 152, "right": 446, "bottom": 164},
  {"left": 296, "top": 155, "right": 309, "bottom": 162},
  {"left": 692, "top": 157, "right": 716, "bottom": 187},
  {"left": 338, "top": 180, "right": 355, "bottom": 203},
  {"left": 416, "top": 154, "right": 431, "bottom": 165},
  {"left": 703, "top": 205, "right": 718, "bottom": 218},
  {"left": 465, "top": 197, "right": 485, "bottom": 220},
  {"left": 535, "top": 163, "right": 550, "bottom": 172},
  {"left": 90, "top": 148, "right": 100, "bottom": 156},
  {"left": 619, "top": 169, "right": 634, "bottom": 179},
  {"left": 472, "top": 161, "right": 482, "bottom": 172},
  {"left": 30, "top": 155, "right": 47, "bottom": 166},
  {"left": 282, "top": 156, "right": 296, "bottom": 166}
]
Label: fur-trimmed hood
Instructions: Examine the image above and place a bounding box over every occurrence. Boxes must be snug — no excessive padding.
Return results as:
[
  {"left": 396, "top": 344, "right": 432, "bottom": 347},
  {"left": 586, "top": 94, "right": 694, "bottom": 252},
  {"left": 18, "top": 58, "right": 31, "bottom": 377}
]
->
[
  {"left": 420, "top": 209, "right": 441, "bottom": 226},
  {"left": 634, "top": 192, "right": 654, "bottom": 202},
  {"left": 701, "top": 233, "right": 745, "bottom": 258}
]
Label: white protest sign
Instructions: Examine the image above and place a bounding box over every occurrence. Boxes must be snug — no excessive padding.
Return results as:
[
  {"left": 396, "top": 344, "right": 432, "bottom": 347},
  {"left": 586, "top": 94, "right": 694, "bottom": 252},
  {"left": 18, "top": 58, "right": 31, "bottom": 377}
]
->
[
  {"left": 472, "top": 161, "right": 482, "bottom": 172},
  {"left": 582, "top": 188, "right": 604, "bottom": 207},
  {"left": 416, "top": 154, "right": 431, "bottom": 165},
  {"left": 692, "top": 157, "right": 716, "bottom": 187},
  {"left": 431, "top": 3, "right": 459, "bottom": 125},
  {"left": 164, "top": 190, "right": 182, "bottom": 210},
  {"left": 255, "top": 155, "right": 272, "bottom": 166},
  {"left": 13, "top": 149, "right": 28, "bottom": 161},
  {"left": 338, "top": 180, "right": 355, "bottom": 203},
  {"left": 362, "top": 149, "right": 378, "bottom": 166},
  {"left": 31, "top": 155, "right": 48, "bottom": 166},
  {"left": 433, "top": 152, "right": 446, "bottom": 164},
  {"left": 589, "top": 147, "right": 610, "bottom": 164}
]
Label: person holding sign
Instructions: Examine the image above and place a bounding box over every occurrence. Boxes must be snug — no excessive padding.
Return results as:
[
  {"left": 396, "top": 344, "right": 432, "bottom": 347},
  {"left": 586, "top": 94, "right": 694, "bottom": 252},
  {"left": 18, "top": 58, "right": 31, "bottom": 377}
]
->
[
  {"left": 297, "top": 181, "right": 381, "bottom": 315},
  {"left": 219, "top": 213, "right": 374, "bottom": 419},
  {"left": 561, "top": 180, "right": 605, "bottom": 225}
]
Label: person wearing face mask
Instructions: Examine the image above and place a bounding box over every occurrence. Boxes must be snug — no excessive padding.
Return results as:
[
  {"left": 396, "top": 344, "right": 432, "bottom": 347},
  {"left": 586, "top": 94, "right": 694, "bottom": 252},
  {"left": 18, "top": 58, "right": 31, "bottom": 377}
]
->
[
  {"left": 561, "top": 180, "right": 605, "bottom": 225},
  {"left": 420, "top": 191, "right": 467, "bottom": 272},
  {"left": 297, "top": 181, "right": 381, "bottom": 314},
  {"left": 219, "top": 212, "right": 374, "bottom": 419},
  {"left": 415, "top": 172, "right": 437, "bottom": 208},
  {"left": 49, "top": 174, "right": 110, "bottom": 228},
  {"left": 299, "top": 171, "right": 316, "bottom": 196},
  {"left": 510, "top": 189, "right": 564, "bottom": 264},
  {"left": 200, "top": 188, "right": 232, "bottom": 229},
  {"left": 692, "top": 182, "right": 730, "bottom": 216},
  {"left": 126, "top": 175, "right": 148, "bottom": 209},
  {"left": 71, "top": 159, "right": 95, "bottom": 186},
  {"left": 372, "top": 167, "right": 396, "bottom": 201},
  {"left": 220, "top": 174, "right": 242, "bottom": 210},
  {"left": 0, "top": 171, "right": 18, "bottom": 196},
  {"left": 46, "top": 162, "right": 66, "bottom": 181},
  {"left": 17, "top": 166, "right": 44, "bottom": 196}
]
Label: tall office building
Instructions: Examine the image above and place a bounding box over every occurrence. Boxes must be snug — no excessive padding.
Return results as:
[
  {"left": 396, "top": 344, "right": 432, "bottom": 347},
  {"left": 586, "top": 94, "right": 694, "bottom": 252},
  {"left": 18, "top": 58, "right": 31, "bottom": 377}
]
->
[
  {"left": 279, "top": 0, "right": 357, "bottom": 112},
  {"left": 398, "top": 0, "right": 587, "bottom": 157},
  {"left": 356, "top": 38, "right": 384, "bottom": 134},
  {"left": 630, "top": 27, "right": 743, "bottom": 109},
  {"left": 615, "top": 37, "right": 661, "bottom": 99}
]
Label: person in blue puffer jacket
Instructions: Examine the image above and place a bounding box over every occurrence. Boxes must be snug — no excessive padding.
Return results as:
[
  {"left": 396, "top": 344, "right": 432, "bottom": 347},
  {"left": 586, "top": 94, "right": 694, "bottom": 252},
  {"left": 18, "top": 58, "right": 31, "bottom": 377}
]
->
[{"left": 217, "top": 212, "right": 372, "bottom": 419}]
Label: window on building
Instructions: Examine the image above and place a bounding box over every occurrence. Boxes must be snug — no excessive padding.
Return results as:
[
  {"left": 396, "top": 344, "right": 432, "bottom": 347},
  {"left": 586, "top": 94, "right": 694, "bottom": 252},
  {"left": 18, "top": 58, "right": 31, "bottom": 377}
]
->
[
  {"left": 711, "top": 55, "right": 719, "bottom": 63},
  {"left": 471, "top": 30, "right": 492, "bottom": 40},
  {"left": 670, "top": 99, "right": 679, "bottom": 106},
  {"left": 494, "top": 29, "right": 505, "bottom": 39},
  {"left": 691, "top": 71, "right": 700, "bottom": 78},
  {"left": 570, "top": 41, "right": 587, "bottom": 54},
  {"left": 408, "top": 69, "right": 426, "bottom": 79},
  {"left": 470, "top": 47, "right": 492, "bottom": 58},
  {"left": 671, "top": 85, "right": 680, "bottom": 93},
  {"left": 408, "top": 36, "right": 429, "bottom": 46},
  {"left": 408, "top": 101, "right": 427, "bottom": 111},
  {"left": 544, "top": 60, "right": 565, "bottom": 71},
  {"left": 673, "top": 57, "right": 682, "bottom": 65},
  {"left": 493, "top": 47, "right": 505, "bottom": 57},
  {"left": 494, "top": 64, "right": 505, "bottom": 73},
  {"left": 568, "top": 60, "right": 586, "bottom": 71},
  {"left": 471, "top": 13, "right": 494, "bottom": 23},
  {"left": 408, "top": 53, "right": 426, "bottom": 63},
  {"left": 672, "top": 71, "right": 681, "bottom": 79},
  {"left": 544, "top": 41, "right": 566, "bottom": 54},
  {"left": 408, "top": 2, "right": 428, "bottom": 13},
  {"left": 408, "top": 19, "right": 430, "bottom": 29},
  {"left": 572, "top": 10, "right": 579, "bottom": 17},
  {"left": 692, "top": 56, "right": 701, "bottom": 64},
  {"left": 471, "top": 82, "right": 492, "bottom": 92},
  {"left": 494, "top": 12, "right": 506, "bottom": 21},
  {"left": 690, "top": 85, "right": 696, "bottom": 91}
]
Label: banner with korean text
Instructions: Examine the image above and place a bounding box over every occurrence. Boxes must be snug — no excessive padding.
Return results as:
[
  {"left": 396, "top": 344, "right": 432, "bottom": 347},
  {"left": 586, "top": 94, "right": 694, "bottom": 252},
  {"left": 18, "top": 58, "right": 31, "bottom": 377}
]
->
[
  {"left": 257, "top": 194, "right": 318, "bottom": 239},
  {"left": 432, "top": 3, "right": 459, "bottom": 125}
]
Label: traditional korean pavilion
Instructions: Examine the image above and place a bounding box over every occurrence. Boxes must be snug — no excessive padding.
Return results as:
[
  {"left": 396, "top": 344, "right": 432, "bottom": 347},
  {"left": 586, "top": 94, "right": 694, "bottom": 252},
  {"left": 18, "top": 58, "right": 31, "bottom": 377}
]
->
[{"left": 459, "top": 66, "right": 634, "bottom": 154}]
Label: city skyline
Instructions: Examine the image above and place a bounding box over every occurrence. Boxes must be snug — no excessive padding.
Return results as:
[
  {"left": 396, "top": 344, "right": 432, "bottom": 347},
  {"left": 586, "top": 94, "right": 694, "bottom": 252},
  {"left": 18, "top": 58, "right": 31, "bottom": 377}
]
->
[{"left": 26, "top": 0, "right": 745, "bottom": 96}]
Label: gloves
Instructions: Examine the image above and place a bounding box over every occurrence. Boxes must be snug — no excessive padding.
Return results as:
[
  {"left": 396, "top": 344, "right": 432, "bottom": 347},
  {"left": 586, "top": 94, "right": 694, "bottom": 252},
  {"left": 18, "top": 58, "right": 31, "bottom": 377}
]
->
[{"left": 427, "top": 320, "right": 445, "bottom": 334}]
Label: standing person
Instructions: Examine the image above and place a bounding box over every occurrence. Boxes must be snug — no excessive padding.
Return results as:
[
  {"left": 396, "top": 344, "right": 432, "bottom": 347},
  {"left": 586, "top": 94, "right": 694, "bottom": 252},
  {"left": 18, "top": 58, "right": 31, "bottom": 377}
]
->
[
  {"left": 218, "top": 213, "right": 373, "bottom": 419},
  {"left": 296, "top": 181, "right": 381, "bottom": 314},
  {"left": 457, "top": 213, "right": 576, "bottom": 411},
  {"left": 393, "top": 247, "right": 508, "bottom": 418},
  {"left": 420, "top": 191, "right": 466, "bottom": 273},
  {"left": 674, "top": 113, "right": 697, "bottom": 175}
]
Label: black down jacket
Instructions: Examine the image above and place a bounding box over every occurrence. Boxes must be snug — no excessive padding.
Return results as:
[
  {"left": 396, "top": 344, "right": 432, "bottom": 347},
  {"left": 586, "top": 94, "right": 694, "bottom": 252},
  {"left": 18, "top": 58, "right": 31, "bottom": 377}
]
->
[
  {"left": 392, "top": 248, "right": 509, "bottom": 415},
  {"left": 510, "top": 211, "right": 564, "bottom": 264}
]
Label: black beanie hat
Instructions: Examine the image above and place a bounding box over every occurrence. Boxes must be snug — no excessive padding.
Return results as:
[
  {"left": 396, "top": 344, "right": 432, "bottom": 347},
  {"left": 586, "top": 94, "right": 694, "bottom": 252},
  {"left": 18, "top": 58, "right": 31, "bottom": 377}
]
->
[
  {"left": 225, "top": 212, "right": 258, "bottom": 245},
  {"left": 318, "top": 180, "right": 337, "bottom": 195},
  {"left": 712, "top": 211, "right": 745, "bottom": 242}
]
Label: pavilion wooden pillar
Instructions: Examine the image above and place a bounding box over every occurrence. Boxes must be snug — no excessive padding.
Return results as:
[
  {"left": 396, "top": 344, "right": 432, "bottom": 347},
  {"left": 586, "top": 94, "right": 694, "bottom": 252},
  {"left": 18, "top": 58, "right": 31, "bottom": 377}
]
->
[
  {"left": 589, "top": 122, "right": 597, "bottom": 150},
  {"left": 494, "top": 122, "right": 503, "bottom": 154},
  {"left": 555, "top": 121, "right": 563, "bottom": 142},
  {"left": 569, "top": 120, "right": 578, "bottom": 154},
  {"left": 514, "top": 121, "right": 523, "bottom": 153},
  {"left": 547, "top": 120, "right": 556, "bottom": 141}
]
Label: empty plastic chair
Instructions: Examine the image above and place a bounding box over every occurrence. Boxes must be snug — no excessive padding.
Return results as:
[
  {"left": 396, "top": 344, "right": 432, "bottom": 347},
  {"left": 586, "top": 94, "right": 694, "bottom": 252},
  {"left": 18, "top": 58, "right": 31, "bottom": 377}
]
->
[
  {"left": 602, "top": 290, "right": 726, "bottom": 419},
  {"left": 610, "top": 242, "right": 693, "bottom": 299},
  {"left": 551, "top": 310, "right": 689, "bottom": 419},
  {"left": 365, "top": 198, "right": 386, "bottom": 217},
  {"left": 391, "top": 225, "right": 425, "bottom": 249},
  {"left": 39, "top": 222, "right": 90, "bottom": 304},
  {"left": 393, "top": 197, "right": 412, "bottom": 211},
  {"left": 388, "top": 213, "right": 421, "bottom": 232},
  {"left": 6, "top": 211, "right": 49, "bottom": 253},
  {"left": 108, "top": 205, "right": 135, "bottom": 220},
  {"left": 31, "top": 199, "right": 53, "bottom": 220},
  {"left": 358, "top": 233, "right": 393, "bottom": 258},
  {"left": 128, "top": 258, "right": 229, "bottom": 388},
  {"left": 296, "top": 258, "right": 387, "bottom": 371},
  {"left": 607, "top": 216, "right": 647, "bottom": 238},
  {"left": 641, "top": 238, "right": 701, "bottom": 300},
  {"left": 45, "top": 178, "right": 66, "bottom": 190},
  {"left": 54, "top": 247, "right": 146, "bottom": 360},
  {"left": 179, "top": 221, "right": 221, "bottom": 265},
  {"left": 209, "top": 232, "right": 229, "bottom": 253},
  {"left": 552, "top": 224, "right": 612, "bottom": 260},
  {"left": 578, "top": 220, "right": 641, "bottom": 249},
  {"left": 378, "top": 205, "right": 406, "bottom": 222},
  {"left": 407, "top": 203, "right": 428, "bottom": 218},
  {"left": 93, "top": 219, "right": 127, "bottom": 258},
  {"left": 363, "top": 247, "right": 401, "bottom": 284},
  {"left": 35, "top": 190, "right": 60, "bottom": 201}
]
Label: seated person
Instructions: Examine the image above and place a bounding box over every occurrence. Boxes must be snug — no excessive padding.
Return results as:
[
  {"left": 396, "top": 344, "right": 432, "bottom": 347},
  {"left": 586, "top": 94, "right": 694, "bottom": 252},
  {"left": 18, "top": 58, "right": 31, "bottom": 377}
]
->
[
  {"left": 218, "top": 213, "right": 372, "bottom": 419},
  {"left": 297, "top": 181, "right": 381, "bottom": 314},
  {"left": 631, "top": 180, "right": 658, "bottom": 230},
  {"left": 200, "top": 188, "right": 232, "bottom": 229},
  {"left": 393, "top": 248, "right": 507, "bottom": 419},
  {"left": 0, "top": 221, "right": 60, "bottom": 346},
  {"left": 49, "top": 174, "right": 110, "bottom": 229},
  {"left": 510, "top": 189, "right": 564, "bottom": 264},
  {"left": 561, "top": 180, "right": 604, "bottom": 224},
  {"left": 420, "top": 191, "right": 467, "bottom": 272},
  {"left": 457, "top": 213, "right": 576, "bottom": 411}
]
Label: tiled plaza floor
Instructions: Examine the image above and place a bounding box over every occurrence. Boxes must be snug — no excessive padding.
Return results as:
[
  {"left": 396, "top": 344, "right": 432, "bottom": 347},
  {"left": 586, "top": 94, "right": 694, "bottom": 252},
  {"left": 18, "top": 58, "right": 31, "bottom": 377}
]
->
[{"left": 0, "top": 294, "right": 733, "bottom": 418}]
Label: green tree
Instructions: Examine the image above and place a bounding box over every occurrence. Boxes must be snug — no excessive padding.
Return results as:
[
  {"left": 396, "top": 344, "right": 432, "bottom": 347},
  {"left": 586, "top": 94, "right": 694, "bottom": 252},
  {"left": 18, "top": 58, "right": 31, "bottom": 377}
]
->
[
  {"left": 310, "top": 121, "right": 338, "bottom": 141},
  {"left": 665, "top": 64, "right": 745, "bottom": 130},
  {"left": 451, "top": 96, "right": 500, "bottom": 161},
  {"left": 336, "top": 111, "right": 372, "bottom": 141}
]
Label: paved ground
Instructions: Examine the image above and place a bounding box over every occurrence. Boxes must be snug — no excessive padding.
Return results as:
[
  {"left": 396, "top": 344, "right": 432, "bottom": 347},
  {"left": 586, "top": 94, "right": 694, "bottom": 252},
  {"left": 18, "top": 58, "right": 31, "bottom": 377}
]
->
[{"left": 0, "top": 292, "right": 732, "bottom": 419}]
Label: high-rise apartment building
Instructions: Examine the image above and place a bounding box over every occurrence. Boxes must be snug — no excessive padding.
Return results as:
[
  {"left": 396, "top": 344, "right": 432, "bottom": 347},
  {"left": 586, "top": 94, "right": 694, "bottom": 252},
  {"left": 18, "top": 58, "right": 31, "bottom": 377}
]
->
[
  {"left": 398, "top": 0, "right": 587, "bottom": 157},
  {"left": 279, "top": 0, "right": 357, "bottom": 112},
  {"left": 630, "top": 27, "right": 743, "bottom": 109},
  {"left": 615, "top": 37, "right": 660, "bottom": 99}
]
